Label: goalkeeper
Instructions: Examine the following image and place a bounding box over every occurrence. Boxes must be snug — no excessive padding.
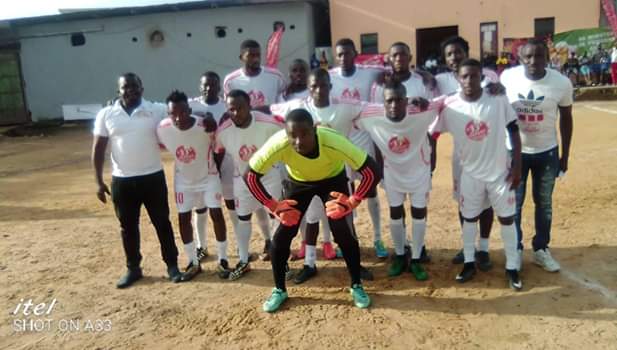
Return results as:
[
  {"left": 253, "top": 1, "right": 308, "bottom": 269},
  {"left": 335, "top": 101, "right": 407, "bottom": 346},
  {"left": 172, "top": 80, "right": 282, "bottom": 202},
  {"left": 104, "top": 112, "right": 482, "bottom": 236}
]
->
[{"left": 245, "top": 108, "right": 382, "bottom": 313}]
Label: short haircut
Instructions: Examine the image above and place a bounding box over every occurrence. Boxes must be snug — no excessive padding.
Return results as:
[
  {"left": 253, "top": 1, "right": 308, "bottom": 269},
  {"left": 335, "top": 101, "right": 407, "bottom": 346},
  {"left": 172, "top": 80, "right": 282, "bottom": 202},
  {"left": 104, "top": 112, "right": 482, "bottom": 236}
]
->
[
  {"left": 166, "top": 90, "right": 188, "bottom": 104},
  {"left": 383, "top": 81, "right": 407, "bottom": 97},
  {"left": 390, "top": 41, "right": 411, "bottom": 52},
  {"left": 457, "top": 58, "right": 482, "bottom": 72},
  {"left": 226, "top": 89, "right": 251, "bottom": 104},
  {"left": 119, "top": 72, "right": 142, "bottom": 85},
  {"left": 335, "top": 38, "right": 356, "bottom": 51},
  {"left": 309, "top": 67, "right": 330, "bottom": 82},
  {"left": 286, "top": 108, "right": 314, "bottom": 126},
  {"left": 441, "top": 36, "right": 470, "bottom": 56},
  {"left": 289, "top": 58, "right": 309, "bottom": 70},
  {"left": 523, "top": 38, "right": 548, "bottom": 53},
  {"left": 240, "top": 39, "right": 260, "bottom": 52},
  {"left": 201, "top": 71, "right": 220, "bottom": 81}
]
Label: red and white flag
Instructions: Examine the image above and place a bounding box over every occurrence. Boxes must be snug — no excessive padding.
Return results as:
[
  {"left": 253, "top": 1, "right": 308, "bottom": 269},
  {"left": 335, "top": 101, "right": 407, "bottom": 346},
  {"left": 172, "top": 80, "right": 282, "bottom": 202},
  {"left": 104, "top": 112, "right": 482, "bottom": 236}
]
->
[
  {"left": 602, "top": 0, "right": 617, "bottom": 37},
  {"left": 266, "top": 27, "right": 284, "bottom": 68}
]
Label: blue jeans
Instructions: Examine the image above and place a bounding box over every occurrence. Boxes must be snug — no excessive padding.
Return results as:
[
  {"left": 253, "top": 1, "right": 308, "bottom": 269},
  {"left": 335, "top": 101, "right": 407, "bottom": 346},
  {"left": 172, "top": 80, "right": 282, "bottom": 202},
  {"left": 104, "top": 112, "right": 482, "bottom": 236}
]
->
[{"left": 515, "top": 147, "right": 560, "bottom": 251}]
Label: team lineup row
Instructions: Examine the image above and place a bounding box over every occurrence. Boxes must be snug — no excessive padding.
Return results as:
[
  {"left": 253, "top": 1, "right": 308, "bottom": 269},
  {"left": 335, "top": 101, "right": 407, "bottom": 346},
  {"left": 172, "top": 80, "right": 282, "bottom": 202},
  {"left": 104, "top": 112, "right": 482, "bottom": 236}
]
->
[{"left": 92, "top": 36, "right": 573, "bottom": 313}]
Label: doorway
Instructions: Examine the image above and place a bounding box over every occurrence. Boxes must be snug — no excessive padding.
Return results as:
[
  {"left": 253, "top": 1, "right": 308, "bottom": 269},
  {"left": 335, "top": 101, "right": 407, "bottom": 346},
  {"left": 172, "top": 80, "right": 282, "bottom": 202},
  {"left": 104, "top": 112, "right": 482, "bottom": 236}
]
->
[{"left": 416, "top": 25, "right": 458, "bottom": 69}]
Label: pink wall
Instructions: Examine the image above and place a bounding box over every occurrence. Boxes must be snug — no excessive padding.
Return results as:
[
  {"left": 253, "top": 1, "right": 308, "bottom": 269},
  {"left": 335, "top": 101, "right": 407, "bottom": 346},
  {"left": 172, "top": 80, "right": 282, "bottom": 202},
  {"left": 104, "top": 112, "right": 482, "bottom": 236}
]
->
[{"left": 330, "top": 0, "right": 601, "bottom": 63}]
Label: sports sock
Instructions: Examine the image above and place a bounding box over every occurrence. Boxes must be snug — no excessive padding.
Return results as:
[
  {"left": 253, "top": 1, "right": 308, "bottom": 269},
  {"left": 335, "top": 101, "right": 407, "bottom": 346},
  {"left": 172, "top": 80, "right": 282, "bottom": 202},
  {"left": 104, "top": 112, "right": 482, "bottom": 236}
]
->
[
  {"left": 478, "top": 237, "right": 490, "bottom": 252},
  {"left": 462, "top": 221, "right": 477, "bottom": 263},
  {"left": 411, "top": 218, "right": 427, "bottom": 259},
  {"left": 255, "top": 207, "right": 271, "bottom": 240},
  {"left": 321, "top": 218, "right": 332, "bottom": 243},
  {"left": 367, "top": 197, "right": 382, "bottom": 241},
  {"left": 390, "top": 218, "right": 405, "bottom": 256},
  {"left": 227, "top": 208, "right": 239, "bottom": 231},
  {"left": 305, "top": 245, "right": 317, "bottom": 268},
  {"left": 217, "top": 240, "right": 228, "bottom": 261},
  {"left": 195, "top": 211, "right": 207, "bottom": 249},
  {"left": 500, "top": 223, "right": 518, "bottom": 270},
  {"left": 184, "top": 241, "right": 198, "bottom": 265},
  {"left": 236, "top": 220, "right": 251, "bottom": 263}
]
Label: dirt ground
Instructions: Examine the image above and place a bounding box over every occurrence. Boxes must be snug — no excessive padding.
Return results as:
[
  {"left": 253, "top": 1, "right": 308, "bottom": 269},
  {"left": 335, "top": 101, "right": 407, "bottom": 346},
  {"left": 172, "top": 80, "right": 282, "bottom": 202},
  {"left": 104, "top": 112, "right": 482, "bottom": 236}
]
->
[{"left": 1, "top": 101, "right": 616, "bottom": 350}]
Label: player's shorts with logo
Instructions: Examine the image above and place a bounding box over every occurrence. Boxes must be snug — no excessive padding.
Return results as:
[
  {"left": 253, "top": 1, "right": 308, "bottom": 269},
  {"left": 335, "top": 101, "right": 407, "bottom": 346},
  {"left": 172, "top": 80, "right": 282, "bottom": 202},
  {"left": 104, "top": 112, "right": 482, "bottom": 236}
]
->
[
  {"left": 452, "top": 152, "right": 493, "bottom": 211},
  {"left": 234, "top": 172, "right": 282, "bottom": 217},
  {"left": 459, "top": 170, "right": 515, "bottom": 219},
  {"left": 175, "top": 175, "right": 223, "bottom": 213}
]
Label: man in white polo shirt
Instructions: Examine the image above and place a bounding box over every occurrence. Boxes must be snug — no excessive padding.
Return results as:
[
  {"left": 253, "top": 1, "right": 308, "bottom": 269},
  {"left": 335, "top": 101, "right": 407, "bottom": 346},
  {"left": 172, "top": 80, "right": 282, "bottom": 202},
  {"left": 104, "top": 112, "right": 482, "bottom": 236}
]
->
[
  {"left": 92, "top": 72, "right": 181, "bottom": 288},
  {"left": 500, "top": 39, "right": 574, "bottom": 272}
]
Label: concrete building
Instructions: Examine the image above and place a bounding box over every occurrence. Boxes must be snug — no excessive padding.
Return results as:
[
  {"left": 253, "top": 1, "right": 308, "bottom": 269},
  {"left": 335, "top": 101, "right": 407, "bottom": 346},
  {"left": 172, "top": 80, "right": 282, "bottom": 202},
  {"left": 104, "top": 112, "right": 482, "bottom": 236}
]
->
[
  {"left": 330, "top": 0, "right": 604, "bottom": 66},
  {"left": 0, "top": 0, "right": 329, "bottom": 123}
]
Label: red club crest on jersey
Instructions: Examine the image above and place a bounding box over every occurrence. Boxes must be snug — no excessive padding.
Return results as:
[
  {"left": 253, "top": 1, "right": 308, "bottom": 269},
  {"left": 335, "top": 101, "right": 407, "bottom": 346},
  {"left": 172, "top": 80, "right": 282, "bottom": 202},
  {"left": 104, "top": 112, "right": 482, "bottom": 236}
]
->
[
  {"left": 388, "top": 135, "right": 410, "bottom": 154},
  {"left": 176, "top": 146, "right": 196, "bottom": 163},
  {"left": 239, "top": 144, "right": 258, "bottom": 161},
  {"left": 465, "top": 121, "right": 489, "bottom": 141},
  {"left": 341, "top": 88, "right": 361, "bottom": 102},
  {"left": 248, "top": 90, "right": 266, "bottom": 107}
]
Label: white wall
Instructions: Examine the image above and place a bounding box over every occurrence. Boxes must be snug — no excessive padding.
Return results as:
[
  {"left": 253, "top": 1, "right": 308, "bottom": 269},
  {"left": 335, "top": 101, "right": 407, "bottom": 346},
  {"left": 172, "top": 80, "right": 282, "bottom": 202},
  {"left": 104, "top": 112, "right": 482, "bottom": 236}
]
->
[{"left": 16, "top": 2, "right": 315, "bottom": 120}]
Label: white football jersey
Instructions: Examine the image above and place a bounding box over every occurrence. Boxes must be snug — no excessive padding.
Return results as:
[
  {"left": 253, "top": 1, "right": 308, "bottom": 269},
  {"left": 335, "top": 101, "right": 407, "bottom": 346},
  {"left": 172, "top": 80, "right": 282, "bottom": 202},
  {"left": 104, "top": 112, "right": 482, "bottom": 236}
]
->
[
  {"left": 370, "top": 73, "right": 432, "bottom": 103},
  {"left": 188, "top": 97, "right": 227, "bottom": 124},
  {"left": 500, "top": 65, "right": 573, "bottom": 154},
  {"left": 277, "top": 89, "right": 309, "bottom": 103},
  {"left": 223, "top": 66, "right": 286, "bottom": 107},
  {"left": 435, "top": 68, "right": 500, "bottom": 96},
  {"left": 355, "top": 103, "right": 439, "bottom": 192},
  {"left": 214, "top": 111, "right": 284, "bottom": 176},
  {"left": 157, "top": 116, "right": 216, "bottom": 191},
  {"left": 430, "top": 92, "right": 517, "bottom": 182}
]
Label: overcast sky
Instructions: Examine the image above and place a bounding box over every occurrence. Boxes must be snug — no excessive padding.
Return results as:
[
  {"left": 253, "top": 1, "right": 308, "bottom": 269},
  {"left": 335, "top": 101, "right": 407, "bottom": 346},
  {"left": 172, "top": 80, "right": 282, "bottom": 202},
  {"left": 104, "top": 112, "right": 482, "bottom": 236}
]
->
[{"left": 2, "top": 1, "right": 191, "bottom": 20}]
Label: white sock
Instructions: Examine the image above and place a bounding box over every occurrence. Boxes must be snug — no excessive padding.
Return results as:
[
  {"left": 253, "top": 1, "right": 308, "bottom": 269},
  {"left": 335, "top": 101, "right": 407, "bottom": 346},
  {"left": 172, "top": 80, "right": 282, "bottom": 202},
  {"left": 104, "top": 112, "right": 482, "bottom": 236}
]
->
[
  {"left": 184, "top": 241, "right": 198, "bottom": 265},
  {"left": 236, "top": 220, "right": 251, "bottom": 263},
  {"left": 195, "top": 212, "right": 207, "bottom": 249},
  {"left": 411, "top": 218, "right": 427, "bottom": 260},
  {"left": 299, "top": 217, "right": 308, "bottom": 241},
  {"left": 305, "top": 245, "right": 317, "bottom": 267},
  {"left": 367, "top": 197, "right": 382, "bottom": 241},
  {"left": 390, "top": 218, "right": 405, "bottom": 256},
  {"left": 255, "top": 207, "right": 272, "bottom": 241},
  {"left": 227, "top": 208, "right": 239, "bottom": 231},
  {"left": 321, "top": 217, "right": 332, "bottom": 243},
  {"left": 217, "top": 240, "right": 228, "bottom": 261},
  {"left": 501, "top": 223, "right": 518, "bottom": 270},
  {"left": 478, "top": 237, "right": 490, "bottom": 252},
  {"left": 462, "top": 221, "right": 477, "bottom": 263}
]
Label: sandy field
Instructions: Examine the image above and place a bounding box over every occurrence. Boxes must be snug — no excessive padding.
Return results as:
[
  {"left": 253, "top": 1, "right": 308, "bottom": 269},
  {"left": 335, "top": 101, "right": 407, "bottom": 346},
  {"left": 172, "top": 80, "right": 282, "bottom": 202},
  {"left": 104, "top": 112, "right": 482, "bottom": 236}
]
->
[{"left": 1, "top": 101, "right": 616, "bottom": 350}]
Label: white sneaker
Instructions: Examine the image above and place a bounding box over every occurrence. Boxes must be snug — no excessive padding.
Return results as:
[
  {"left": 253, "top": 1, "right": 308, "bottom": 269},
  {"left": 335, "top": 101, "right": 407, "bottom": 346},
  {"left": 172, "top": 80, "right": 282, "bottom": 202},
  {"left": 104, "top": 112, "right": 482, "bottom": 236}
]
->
[
  {"left": 517, "top": 249, "right": 523, "bottom": 272},
  {"left": 533, "top": 249, "right": 560, "bottom": 272}
]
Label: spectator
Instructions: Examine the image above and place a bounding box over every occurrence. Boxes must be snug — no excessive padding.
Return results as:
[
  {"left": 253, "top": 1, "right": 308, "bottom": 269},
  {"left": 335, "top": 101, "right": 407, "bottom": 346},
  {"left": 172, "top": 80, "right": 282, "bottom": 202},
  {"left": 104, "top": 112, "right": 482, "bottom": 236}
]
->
[
  {"left": 591, "top": 45, "right": 604, "bottom": 85},
  {"left": 563, "top": 52, "right": 580, "bottom": 87},
  {"left": 600, "top": 47, "right": 611, "bottom": 85},
  {"left": 579, "top": 51, "right": 591, "bottom": 86}
]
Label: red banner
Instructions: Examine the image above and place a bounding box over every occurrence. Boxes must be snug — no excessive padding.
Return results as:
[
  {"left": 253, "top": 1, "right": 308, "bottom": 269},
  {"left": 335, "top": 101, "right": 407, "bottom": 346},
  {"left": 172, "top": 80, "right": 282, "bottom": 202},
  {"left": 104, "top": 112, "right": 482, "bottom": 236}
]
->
[
  {"left": 602, "top": 0, "right": 617, "bottom": 37},
  {"left": 355, "top": 54, "right": 386, "bottom": 66},
  {"left": 266, "top": 27, "right": 284, "bottom": 68}
]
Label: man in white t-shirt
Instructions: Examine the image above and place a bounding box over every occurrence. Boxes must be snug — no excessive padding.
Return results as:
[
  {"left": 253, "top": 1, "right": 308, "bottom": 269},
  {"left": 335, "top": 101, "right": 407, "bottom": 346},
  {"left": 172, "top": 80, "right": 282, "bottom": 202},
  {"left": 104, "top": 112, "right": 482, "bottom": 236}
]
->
[
  {"left": 223, "top": 39, "right": 286, "bottom": 108},
  {"left": 189, "top": 71, "right": 238, "bottom": 260},
  {"left": 435, "top": 35, "right": 500, "bottom": 270},
  {"left": 430, "top": 59, "right": 523, "bottom": 291},
  {"left": 329, "top": 38, "right": 387, "bottom": 258},
  {"left": 355, "top": 82, "right": 438, "bottom": 281},
  {"left": 214, "top": 89, "right": 284, "bottom": 280},
  {"left": 157, "top": 90, "right": 230, "bottom": 281},
  {"left": 500, "top": 39, "right": 573, "bottom": 273},
  {"left": 269, "top": 68, "right": 367, "bottom": 283},
  {"left": 92, "top": 73, "right": 181, "bottom": 288},
  {"left": 278, "top": 59, "right": 310, "bottom": 102}
]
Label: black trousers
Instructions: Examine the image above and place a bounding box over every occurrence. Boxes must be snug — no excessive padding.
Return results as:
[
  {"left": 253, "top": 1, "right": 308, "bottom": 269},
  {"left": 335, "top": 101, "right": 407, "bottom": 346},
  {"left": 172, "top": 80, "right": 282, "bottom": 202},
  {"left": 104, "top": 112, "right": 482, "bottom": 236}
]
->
[
  {"left": 271, "top": 171, "right": 362, "bottom": 291},
  {"left": 111, "top": 170, "right": 178, "bottom": 269}
]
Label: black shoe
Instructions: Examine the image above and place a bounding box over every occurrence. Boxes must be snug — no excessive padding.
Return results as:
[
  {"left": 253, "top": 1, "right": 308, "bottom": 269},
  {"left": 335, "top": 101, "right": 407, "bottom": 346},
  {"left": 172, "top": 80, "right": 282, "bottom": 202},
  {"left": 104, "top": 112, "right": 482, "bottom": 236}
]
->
[
  {"left": 260, "top": 239, "right": 272, "bottom": 261},
  {"left": 196, "top": 247, "right": 208, "bottom": 262},
  {"left": 116, "top": 268, "right": 143, "bottom": 289},
  {"left": 455, "top": 262, "right": 476, "bottom": 283},
  {"left": 451, "top": 249, "right": 465, "bottom": 264},
  {"left": 167, "top": 265, "right": 182, "bottom": 283},
  {"left": 360, "top": 265, "right": 374, "bottom": 281},
  {"left": 181, "top": 262, "right": 202, "bottom": 282},
  {"left": 506, "top": 269, "right": 523, "bottom": 291},
  {"left": 217, "top": 259, "right": 231, "bottom": 279},
  {"left": 293, "top": 265, "right": 317, "bottom": 284},
  {"left": 476, "top": 251, "right": 493, "bottom": 272}
]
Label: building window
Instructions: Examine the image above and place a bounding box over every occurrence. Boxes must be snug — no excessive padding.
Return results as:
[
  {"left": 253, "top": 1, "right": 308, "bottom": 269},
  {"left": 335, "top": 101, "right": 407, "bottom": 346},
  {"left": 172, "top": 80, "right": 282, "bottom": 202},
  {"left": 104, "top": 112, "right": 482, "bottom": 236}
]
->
[
  {"left": 360, "top": 33, "right": 378, "bottom": 54},
  {"left": 535, "top": 17, "right": 555, "bottom": 38},
  {"left": 70, "top": 33, "right": 85, "bottom": 46},
  {"left": 480, "top": 22, "right": 498, "bottom": 62}
]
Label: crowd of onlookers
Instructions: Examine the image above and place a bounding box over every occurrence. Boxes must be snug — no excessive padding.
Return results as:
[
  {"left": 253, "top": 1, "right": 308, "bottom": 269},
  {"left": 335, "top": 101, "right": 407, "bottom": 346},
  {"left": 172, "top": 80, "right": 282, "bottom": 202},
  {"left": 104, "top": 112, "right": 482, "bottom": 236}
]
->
[{"left": 421, "top": 43, "right": 617, "bottom": 88}]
